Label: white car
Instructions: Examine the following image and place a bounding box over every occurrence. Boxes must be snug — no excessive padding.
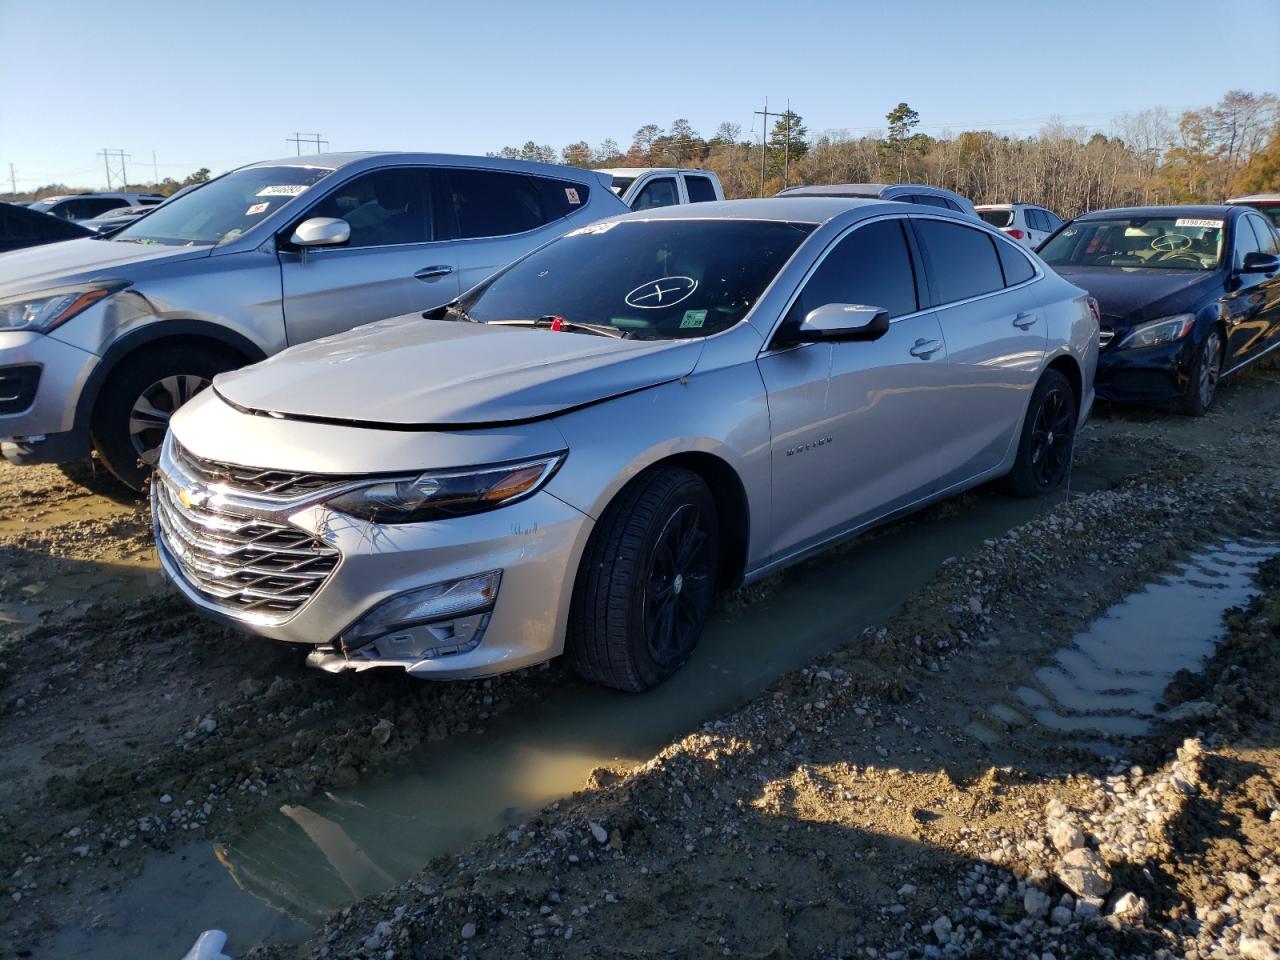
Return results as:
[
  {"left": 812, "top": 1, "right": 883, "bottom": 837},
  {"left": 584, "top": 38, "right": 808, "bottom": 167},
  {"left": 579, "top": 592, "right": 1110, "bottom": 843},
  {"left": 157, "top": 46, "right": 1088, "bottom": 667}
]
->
[
  {"left": 976, "top": 203, "right": 1064, "bottom": 249},
  {"left": 594, "top": 168, "right": 724, "bottom": 210}
]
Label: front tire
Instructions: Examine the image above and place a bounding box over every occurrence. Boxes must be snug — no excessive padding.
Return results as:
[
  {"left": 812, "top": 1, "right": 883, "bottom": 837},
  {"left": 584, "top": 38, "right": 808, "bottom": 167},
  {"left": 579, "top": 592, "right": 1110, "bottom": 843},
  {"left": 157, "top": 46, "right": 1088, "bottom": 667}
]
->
[
  {"left": 90, "top": 345, "right": 238, "bottom": 489},
  {"left": 1178, "top": 330, "right": 1221, "bottom": 417},
  {"left": 568, "top": 466, "right": 720, "bottom": 692},
  {"left": 1006, "top": 369, "right": 1077, "bottom": 498}
]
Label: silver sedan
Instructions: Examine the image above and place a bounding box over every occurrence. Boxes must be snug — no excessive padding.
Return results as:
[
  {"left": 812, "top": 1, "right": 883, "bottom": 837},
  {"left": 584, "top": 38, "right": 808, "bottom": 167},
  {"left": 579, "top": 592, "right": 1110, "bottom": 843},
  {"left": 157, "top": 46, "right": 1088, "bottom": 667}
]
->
[{"left": 153, "top": 198, "right": 1098, "bottom": 691}]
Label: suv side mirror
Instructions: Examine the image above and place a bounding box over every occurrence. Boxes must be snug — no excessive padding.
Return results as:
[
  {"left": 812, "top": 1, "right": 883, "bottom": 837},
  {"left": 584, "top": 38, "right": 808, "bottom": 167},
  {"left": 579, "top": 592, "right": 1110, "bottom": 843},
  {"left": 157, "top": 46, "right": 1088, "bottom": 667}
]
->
[
  {"left": 1240, "top": 251, "right": 1280, "bottom": 275},
  {"left": 289, "top": 217, "right": 350, "bottom": 248},
  {"left": 780, "top": 303, "right": 890, "bottom": 346}
]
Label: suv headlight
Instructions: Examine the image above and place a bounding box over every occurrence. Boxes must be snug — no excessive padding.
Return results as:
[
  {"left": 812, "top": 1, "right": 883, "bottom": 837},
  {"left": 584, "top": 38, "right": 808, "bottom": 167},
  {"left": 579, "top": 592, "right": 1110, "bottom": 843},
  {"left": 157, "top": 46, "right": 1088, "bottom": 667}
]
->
[
  {"left": 1117, "top": 314, "right": 1195, "bottom": 350},
  {"left": 0, "top": 282, "right": 128, "bottom": 333},
  {"left": 325, "top": 453, "right": 566, "bottom": 523}
]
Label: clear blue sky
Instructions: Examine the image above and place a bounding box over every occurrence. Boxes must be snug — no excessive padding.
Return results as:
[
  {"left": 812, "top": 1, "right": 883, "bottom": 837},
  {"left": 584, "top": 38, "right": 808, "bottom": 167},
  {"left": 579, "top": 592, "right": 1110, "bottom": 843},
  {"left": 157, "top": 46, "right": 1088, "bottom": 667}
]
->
[{"left": 2, "top": 0, "right": 1277, "bottom": 191}]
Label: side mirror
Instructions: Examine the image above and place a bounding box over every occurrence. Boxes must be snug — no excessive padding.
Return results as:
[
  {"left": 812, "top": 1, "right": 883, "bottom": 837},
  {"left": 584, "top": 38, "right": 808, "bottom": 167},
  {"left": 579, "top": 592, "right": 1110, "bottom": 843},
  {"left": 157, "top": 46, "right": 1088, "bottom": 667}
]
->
[
  {"left": 781, "top": 303, "right": 891, "bottom": 346},
  {"left": 289, "top": 217, "right": 350, "bottom": 248},
  {"left": 1240, "top": 251, "right": 1280, "bottom": 275}
]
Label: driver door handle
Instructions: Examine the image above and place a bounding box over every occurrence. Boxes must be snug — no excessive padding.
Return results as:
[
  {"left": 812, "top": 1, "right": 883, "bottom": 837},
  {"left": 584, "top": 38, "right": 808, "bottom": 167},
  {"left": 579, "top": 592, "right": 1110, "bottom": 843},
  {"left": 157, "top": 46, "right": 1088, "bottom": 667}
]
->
[
  {"left": 910, "top": 338, "right": 944, "bottom": 359},
  {"left": 414, "top": 265, "right": 454, "bottom": 282},
  {"left": 1013, "top": 312, "right": 1038, "bottom": 329}
]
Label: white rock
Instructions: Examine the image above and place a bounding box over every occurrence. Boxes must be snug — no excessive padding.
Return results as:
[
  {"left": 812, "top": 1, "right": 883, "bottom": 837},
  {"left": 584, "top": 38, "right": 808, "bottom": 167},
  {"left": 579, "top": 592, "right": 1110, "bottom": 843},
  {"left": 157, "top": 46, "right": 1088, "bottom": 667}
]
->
[
  {"left": 461, "top": 922, "right": 477, "bottom": 940},
  {"left": 589, "top": 821, "right": 608, "bottom": 844},
  {"left": 371, "top": 719, "right": 394, "bottom": 746},
  {"left": 1049, "top": 820, "right": 1085, "bottom": 853},
  {"left": 1024, "top": 887, "right": 1050, "bottom": 917},
  {"left": 931, "top": 916, "right": 952, "bottom": 944},
  {"left": 1050, "top": 905, "right": 1072, "bottom": 927},
  {"left": 1057, "top": 848, "right": 1111, "bottom": 899},
  {"left": 1240, "top": 937, "right": 1280, "bottom": 960},
  {"left": 1110, "top": 891, "right": 1147, "bottom": 923},
  {"left": 198, "top": 715, "right": 217, "bottom": 734}
]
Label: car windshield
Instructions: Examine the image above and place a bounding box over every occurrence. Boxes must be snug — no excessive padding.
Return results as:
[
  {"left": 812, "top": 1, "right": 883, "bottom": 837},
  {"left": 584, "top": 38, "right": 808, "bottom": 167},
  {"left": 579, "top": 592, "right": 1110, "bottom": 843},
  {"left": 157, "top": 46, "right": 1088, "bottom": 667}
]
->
[
  {"left": 456, "top": 219, "right": 814, "bottom": 340},
  {"left": 1039, "top": 216, "right": 1224, "bottom": 271},
  {"left": 978, "top": 208, "right": 1013, "bottom": 227},
  {"left": 112, "top": 165, "right": 333, "bottom": 246}
]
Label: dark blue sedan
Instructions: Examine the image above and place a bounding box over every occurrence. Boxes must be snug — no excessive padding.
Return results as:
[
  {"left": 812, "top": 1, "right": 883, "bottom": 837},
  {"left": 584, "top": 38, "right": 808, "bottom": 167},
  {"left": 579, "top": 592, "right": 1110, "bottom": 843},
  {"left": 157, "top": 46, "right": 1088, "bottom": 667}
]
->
[{"left": 1039, "top": 205, "right": 1280, "bottom": 414}]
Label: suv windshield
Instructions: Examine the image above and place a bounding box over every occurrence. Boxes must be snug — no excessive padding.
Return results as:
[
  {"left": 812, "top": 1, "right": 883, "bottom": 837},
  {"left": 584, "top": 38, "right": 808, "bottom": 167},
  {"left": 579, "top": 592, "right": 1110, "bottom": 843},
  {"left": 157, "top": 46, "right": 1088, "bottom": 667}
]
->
[
  {"left": 1039, "top": 216, "right": 1224, "bottom": 271},
  {"left": 113, "top": 165, "right": 333, "bottom": 246},
  {"left": 978, "top": 208, "right": 1013, "bottom": 227},
  {"left": 457, "top": 219, "right": 814, "bottom": 340}
]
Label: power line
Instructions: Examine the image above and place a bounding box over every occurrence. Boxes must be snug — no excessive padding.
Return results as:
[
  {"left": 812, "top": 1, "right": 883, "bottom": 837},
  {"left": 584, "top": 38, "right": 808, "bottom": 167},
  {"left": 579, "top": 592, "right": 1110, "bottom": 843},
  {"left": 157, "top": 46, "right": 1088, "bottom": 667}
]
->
[{"left": 97, "top": 149, "right": 130, "bottom": 189}]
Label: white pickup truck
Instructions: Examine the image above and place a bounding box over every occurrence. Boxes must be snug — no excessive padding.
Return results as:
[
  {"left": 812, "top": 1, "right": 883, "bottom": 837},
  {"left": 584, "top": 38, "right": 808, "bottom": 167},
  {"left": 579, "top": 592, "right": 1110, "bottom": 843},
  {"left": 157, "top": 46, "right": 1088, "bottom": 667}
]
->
[{"left": 594, "top": 167, "right": 725, "bottom": 210}]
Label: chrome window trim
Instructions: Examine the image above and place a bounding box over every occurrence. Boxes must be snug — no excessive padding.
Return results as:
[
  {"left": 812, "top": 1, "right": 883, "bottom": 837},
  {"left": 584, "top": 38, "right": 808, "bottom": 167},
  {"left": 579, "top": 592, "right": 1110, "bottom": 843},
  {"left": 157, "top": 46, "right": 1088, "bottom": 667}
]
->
[{"left": 757, "top": 212, "right": 1045, "bottom": 356}]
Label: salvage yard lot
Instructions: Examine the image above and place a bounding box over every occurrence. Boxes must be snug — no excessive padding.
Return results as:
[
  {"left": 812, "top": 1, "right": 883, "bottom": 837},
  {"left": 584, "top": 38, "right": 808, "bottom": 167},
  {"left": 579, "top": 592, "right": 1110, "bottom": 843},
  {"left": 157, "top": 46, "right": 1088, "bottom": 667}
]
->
[{"left": 2, "top": 362, "right": 1280, "bottom": 959}]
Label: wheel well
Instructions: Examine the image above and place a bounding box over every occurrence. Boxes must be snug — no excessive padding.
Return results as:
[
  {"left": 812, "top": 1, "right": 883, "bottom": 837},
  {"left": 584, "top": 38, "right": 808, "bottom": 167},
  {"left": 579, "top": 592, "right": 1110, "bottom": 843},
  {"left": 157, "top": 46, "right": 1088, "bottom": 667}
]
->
[
  {"left": 1046, "top": 354, "right": 1082, "bottom": 410},
  {"left": 656, "top": 452, "right": 750, "bottom": 589},
  {"left": 78, "top": 331, "right": 260, "bottom": 430}
]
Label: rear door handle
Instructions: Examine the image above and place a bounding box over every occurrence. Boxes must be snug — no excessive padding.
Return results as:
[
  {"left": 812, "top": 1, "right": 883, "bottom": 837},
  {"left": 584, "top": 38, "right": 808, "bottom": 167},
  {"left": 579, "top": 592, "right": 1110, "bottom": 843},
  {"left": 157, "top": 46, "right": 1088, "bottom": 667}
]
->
[
  {"left": 1013, "top": 312, "right": 1038, "bottom": 329},
  {"left": 910, "top": 338, "right": 944, "bottom": 359},
  {"left": 414, "top": 265, "right": 454, "bottom": 281}
]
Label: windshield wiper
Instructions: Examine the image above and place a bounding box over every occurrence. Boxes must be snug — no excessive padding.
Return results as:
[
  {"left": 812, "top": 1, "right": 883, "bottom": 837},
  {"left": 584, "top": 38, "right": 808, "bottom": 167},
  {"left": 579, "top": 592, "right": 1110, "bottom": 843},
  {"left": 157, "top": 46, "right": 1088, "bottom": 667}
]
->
[{"left": 490, "top": 316, "right": 628, "bottom": 339}]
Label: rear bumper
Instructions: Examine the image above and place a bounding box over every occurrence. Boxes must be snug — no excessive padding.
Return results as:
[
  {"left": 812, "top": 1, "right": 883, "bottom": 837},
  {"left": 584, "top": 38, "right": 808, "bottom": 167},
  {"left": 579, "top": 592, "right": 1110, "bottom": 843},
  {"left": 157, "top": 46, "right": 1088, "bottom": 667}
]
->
[
  {"left": 0, "top": 331, "right": 98, "bottom": 464},
  {"left": 1094, "top": 338, "right": 1193, "bottom": 405}
]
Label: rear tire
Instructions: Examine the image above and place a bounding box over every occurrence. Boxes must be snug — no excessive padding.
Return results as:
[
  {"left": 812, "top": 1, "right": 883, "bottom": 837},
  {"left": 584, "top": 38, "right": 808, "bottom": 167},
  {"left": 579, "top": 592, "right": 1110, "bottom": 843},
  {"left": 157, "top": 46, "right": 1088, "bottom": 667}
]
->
[
  {"left": 90, "top": 345, "right": 238, "bottom": 490},
  {"left": 1177, "top": 330, "right": 1221, "bottom": 417},
  {"left": 1005, "top": 369, "right": 1077, "bottom": 498},
  {"left": 568, "top": 466, "right": 720, "bottom": 692}
]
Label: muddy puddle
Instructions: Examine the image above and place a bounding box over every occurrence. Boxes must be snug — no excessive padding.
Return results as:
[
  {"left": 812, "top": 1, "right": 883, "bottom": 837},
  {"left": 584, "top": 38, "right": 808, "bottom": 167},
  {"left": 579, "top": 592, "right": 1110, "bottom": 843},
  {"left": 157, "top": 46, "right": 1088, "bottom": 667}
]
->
[{"left": 1011, "top": 535, "right": 1280, "bottom": 751}]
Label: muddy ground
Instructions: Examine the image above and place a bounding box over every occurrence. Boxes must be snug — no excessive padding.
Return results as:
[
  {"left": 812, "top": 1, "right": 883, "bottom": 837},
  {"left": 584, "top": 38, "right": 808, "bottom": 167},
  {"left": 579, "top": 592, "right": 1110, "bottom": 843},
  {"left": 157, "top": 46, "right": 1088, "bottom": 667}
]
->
[{"left": 2, "top": 363, "right": 1280, "bottom": 959}]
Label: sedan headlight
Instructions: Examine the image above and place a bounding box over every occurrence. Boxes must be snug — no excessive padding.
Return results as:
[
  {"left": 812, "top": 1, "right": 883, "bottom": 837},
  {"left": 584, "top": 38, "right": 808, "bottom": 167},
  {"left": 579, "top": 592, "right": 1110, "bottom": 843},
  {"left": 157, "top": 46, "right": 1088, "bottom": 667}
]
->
[
  {"left": 325, "top": 453, "right": 566, "bottom": 523},
  {"left": 1117, "top": 314, "right": 1195, "bottom": 350},
  {"left": 0, "top": 282, "right": 128, "bottom": 333}
]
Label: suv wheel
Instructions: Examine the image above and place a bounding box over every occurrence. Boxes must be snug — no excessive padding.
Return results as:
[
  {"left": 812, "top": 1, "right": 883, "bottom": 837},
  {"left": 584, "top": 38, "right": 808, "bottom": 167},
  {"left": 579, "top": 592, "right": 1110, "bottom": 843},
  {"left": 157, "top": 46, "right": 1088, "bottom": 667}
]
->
[
  {"left": 1006, "top": 369, "right": 1077, "bottom": 498},
  {"left": 91, "top": 345, "right": 238, "bottom": 489},
  {"left": 568, "top": 466, "right": 720, "bottom": 692}
]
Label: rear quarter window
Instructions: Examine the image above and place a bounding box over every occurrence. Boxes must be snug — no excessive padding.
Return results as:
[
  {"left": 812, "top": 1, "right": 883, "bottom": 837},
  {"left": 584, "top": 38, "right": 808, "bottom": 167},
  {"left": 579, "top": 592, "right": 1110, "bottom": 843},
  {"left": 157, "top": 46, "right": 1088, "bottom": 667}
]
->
[
  {"left": 448, "top": 169, "right": 550, "bottom": 238},
  {"left": 684, "top": 175, "right": 717, "bottom": 203},
  {"left": 995, "top": 235, "right": 1036, "bottom": 285}
]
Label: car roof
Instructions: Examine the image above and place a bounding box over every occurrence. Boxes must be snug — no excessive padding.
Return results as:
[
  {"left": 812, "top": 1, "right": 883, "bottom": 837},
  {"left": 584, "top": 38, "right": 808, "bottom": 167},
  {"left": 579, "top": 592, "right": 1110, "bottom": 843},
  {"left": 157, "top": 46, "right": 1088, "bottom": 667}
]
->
[
  {"left": 593, "top": 167, "right": 711, "bottom": 176},
  {"left": 242, "top": 151, "right": 605, "bottom": 183},
  {"left": 1228, "top": 194, "right": 1280, "bottom": 204},
  {"left": 607, "top": 196, "right": 922, "bottom": 225},
  {"left": 1076, "top": 204, "right": 1239, "bottom": 220}
]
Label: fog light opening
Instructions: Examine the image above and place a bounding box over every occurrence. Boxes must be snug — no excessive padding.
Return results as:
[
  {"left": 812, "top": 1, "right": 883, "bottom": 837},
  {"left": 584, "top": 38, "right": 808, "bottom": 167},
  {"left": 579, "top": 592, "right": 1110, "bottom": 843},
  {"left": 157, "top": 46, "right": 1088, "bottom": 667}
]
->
[{"left": 338, "top": 571, "right": 501, "bottom": 665}]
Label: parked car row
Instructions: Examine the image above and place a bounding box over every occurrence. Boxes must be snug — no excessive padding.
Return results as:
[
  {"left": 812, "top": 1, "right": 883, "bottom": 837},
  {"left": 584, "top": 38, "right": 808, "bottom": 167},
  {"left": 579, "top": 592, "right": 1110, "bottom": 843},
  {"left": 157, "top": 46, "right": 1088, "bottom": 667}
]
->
[{"left": 1, "top": 151, "right": 1277, "bottom": 693}]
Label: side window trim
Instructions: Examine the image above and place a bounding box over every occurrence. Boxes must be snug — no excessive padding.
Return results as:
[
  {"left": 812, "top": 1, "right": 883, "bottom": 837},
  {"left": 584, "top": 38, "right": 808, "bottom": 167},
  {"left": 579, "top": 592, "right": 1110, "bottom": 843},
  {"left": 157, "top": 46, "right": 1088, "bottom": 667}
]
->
[
  {"left": 762, "top": 214, "right": 930, "bottom": 352},
  {"left": 908, "top": 214, "right": 1042, "bottom": 310}
]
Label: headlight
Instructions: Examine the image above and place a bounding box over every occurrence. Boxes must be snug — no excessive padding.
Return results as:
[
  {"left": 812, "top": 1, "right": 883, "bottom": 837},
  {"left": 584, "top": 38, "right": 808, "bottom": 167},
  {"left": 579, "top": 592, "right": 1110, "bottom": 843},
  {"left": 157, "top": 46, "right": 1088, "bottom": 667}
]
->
[
  {"left": 1117, "top": 314, "right": 1195, "bottom": 350},
  {"left": 325, "top": 453, "right": 566, "bottom": 523},
  {"left": 0, "top": 282, "right": 127, "bottom": 333}
]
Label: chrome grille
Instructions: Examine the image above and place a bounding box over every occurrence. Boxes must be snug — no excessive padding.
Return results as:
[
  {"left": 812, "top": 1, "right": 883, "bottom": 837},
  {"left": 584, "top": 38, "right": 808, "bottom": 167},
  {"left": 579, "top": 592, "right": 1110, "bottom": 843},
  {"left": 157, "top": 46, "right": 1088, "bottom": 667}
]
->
[
  {"left": 153, "top": 473, "right": 339, "bottom": 624},
  {"left": 1099, "top": 327, "right": 1115, "bottom": 348},
  {"left": 171, "top": 440, "right": 360, "bottom": 499}
]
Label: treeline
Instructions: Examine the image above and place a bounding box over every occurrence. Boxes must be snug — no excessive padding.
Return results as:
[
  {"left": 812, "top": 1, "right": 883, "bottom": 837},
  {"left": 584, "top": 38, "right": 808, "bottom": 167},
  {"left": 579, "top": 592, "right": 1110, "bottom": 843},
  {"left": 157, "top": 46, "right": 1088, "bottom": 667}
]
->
[
  {"left": 492, "top": 90, "right": 1280, "bottom": 218},
  {"left": 4, "top": 167, "right": 210, "bottom": 204}
]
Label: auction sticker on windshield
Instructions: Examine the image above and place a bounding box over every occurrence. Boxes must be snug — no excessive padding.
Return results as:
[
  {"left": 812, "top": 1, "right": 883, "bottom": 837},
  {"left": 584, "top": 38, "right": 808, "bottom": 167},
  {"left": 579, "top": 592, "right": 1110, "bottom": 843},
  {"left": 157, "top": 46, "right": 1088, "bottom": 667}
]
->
[
  {"left": 257, "top": 184, "right": 311, "bottom": 197},
  {"left": 1174, "top": 218, "right": 1223, "bottom": 228}
]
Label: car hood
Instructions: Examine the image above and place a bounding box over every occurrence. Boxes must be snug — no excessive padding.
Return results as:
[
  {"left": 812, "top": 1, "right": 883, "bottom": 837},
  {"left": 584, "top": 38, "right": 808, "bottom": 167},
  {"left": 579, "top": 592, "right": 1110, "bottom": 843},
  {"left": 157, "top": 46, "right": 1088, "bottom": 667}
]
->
[
  {"left": 0, "top": 237, "right": 211, "bottom": 296},
  {"left": 1051, "top": 265, "right": 1221, "bottom": 329},
  {"left": 214, "top": 314, "right": 704, "bottom": 427}
]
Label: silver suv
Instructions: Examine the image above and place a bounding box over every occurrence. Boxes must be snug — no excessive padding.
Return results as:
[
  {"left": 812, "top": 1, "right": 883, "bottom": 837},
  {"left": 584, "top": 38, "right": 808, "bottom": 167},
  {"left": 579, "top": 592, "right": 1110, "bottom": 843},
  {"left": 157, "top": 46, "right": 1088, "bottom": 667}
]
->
[
  {"left": 155, "top": 198, "right": 1097, "bottom": 691},
  {"left": 0, "top": 152, "right": 625, "bottom": 486}
]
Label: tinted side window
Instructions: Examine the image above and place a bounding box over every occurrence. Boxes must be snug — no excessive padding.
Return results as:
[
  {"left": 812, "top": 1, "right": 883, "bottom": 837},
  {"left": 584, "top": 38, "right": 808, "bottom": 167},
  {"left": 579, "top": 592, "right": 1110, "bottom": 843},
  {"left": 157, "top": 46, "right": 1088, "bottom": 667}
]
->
[
  {"left": 684, "top": 175, "right": 717, "bottom": 203},
  {"left": 1023, "top": 209, "right": 1042, "bottom": 231},
  {"left": 308, "top": 168, "right": 434, "bottom": 247},
  {"left": 1247, "top": 215, "right": 1279, "bottom": 256},
  {"left": 1043, "top": 209, "right": 1063, "bottom": 230},
  {"left": 632, "top": 177, "right": 680, "bottom": 210},
  {"left": 914, "top": 218, "right": 1005, "bottom": 303},
  {"left": 914, "top": 195, "right": 951, "bottom": 209},
  {"left": 995, "top": 236, "right": 1036, "bottom": 285},
  {"left": 1233, "top": 216, "right": 1263, "bottom": 267},
  {"left": 449, "top": 169, "right": 547, "bottom": 238},
  {"left": 532, "top": 177, "right": 589, "bottom": 221},
  {"left": 788, "top": 218, "right": 919, "bottom": 325}
]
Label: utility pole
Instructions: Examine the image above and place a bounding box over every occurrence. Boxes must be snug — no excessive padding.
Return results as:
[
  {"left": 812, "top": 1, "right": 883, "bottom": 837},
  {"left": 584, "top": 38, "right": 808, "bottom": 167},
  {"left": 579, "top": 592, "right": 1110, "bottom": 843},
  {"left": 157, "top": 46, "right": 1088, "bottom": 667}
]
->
[
  {"left": 152, "top": 149, "right": 158, "bottom": 183},
  {"left": 97, "top": 149, "right": 130, "bottom": 190},
  {"left": 286, "top": 132, "right": 329, "bottom": 155},
  {"left": 754, "top": 97, "right": 786, "bottom": 197},
  {"left": 784, "top": 98, "right": 791, "bottom": 189},
  {"left": 8, "top": 164, "right": 15, "bottom": 196}
]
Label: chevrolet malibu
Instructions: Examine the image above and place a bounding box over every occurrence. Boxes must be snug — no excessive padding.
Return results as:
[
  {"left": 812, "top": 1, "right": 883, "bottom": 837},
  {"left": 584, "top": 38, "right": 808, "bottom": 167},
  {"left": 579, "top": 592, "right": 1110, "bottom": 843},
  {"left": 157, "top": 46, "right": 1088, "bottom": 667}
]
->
[{"left": 154, "top": 199, "right": 1097, "bottom": 691}]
